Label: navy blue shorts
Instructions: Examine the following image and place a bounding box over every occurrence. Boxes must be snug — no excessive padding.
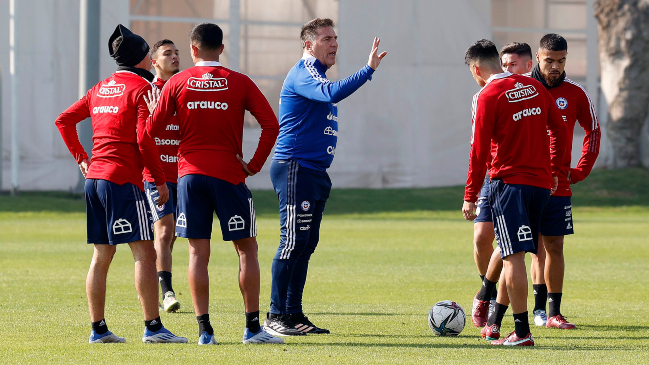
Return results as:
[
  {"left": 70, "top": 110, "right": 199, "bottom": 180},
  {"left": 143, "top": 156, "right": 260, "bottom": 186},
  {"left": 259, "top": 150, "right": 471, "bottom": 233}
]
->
[
  {"left": 540, "top": 196, "right": 574, "bottom": 236},
  {"left": 488, "top": 180, "right": 550, "bottom": 258},
  {"left": 85, "top": 179, "right": 153, "bottom": 245},
  {"left": 176, "top": 174, "right": 256, "bottom": 241},
  {"left": 474, "top": 177, "right": 493, "bottom": 223},
  {"left": 144, "top": 181, "right": 177, "bottom": 222}
]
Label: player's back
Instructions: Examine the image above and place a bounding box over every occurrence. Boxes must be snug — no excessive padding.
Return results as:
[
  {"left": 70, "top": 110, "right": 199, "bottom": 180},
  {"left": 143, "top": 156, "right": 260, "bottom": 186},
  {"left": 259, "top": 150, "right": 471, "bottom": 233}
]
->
[
  {"left": 480, "top": 74, "right": 555, "bottom": 189},
  {"left": 164, "top": 63, "right": 256, "bottom": 184},
  {"left": 85, "top": 71, "right": 152, "bottom": 187},
  {"left": 143, "top": 77, "right": 180, "bottom": 184}
]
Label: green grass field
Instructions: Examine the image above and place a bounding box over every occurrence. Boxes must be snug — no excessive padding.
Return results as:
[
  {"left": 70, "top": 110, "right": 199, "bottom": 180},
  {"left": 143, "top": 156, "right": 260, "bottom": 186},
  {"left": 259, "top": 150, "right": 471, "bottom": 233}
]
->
[{"left": 0, "top": 168, "right": 648, "bottom": 364}]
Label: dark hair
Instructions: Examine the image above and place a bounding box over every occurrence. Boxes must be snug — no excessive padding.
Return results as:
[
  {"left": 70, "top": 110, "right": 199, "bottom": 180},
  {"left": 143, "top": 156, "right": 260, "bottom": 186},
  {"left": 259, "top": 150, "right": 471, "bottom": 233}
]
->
[
  {"left": 111, "top": 36, "right": 123, "bottom": 55},
  {"left": 500, "top": 42, "right": 532, "bottom": 59},
  {"left": 300, "top": 18, "right": 335, "bottom": 46},
  {"left": 465, "top": 39, "right": 500, "bottom": 66},
  {"left": 189, "top": 23, "right": 223, "bottom": 51},
  {"left": 539, "top": 33, "right": 567, "bottom": 51},
  {"left": 150, "top": 39, "right": 175, "bottom": 58}
]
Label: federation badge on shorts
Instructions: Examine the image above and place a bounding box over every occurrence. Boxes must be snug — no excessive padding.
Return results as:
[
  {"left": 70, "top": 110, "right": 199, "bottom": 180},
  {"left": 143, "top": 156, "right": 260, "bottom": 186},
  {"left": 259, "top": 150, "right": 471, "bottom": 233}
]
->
[
  {"left": 556, "top": 97, "right": 568, "bottom": 110},
  {"left": 301, "top": 200, "right": 311, "bottom": 211}
]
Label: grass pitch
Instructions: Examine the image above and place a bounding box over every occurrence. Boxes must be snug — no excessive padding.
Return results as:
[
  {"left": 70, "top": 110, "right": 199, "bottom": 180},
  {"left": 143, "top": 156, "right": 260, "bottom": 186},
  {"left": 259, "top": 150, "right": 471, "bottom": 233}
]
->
[{"left": 0, "top": 168, "right": 648, "bottom": 364}]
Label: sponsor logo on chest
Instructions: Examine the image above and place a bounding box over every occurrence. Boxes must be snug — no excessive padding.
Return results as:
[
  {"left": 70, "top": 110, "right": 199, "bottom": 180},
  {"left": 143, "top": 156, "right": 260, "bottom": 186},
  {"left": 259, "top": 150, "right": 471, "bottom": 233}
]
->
[
  {"left": 187, "top": 72, "right": 228, "bottom": 91},
  {"left": 98, "top": 80, "right": 126, "bottom": 98}
]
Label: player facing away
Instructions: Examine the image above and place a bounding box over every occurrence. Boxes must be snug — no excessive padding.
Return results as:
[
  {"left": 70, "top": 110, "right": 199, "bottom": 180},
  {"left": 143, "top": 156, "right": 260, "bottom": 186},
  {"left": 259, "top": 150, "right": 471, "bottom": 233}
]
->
[
  {"left": 264, "top": 18, "right": 387, "bottom": 336},
  {"left": 469, "top": 42, "right": 535, "bottom": 314},
  {"left": 479, "top": 35, "right": 601, "bottom": 340},
  {"left": 462, "top": 39, "right": 567, "bottom": 346},
  {"left": 142, "top": 39, "right": 182, "bottom": 313},
  {"left": 472, "top": 42, "right": 552, "bottom": 330},
  {"left": 55, "top": 24, "right": 187, "bottom": 344},
  {"left": 147, "top": 23, "right": 282, "bottom": 345}
]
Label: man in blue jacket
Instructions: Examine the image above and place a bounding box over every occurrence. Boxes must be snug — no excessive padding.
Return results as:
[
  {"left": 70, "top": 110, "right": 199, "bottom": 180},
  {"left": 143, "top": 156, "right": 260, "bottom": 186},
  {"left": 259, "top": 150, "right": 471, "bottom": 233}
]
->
[{"left": 264, "top": 18, "right": 387, "bottom": 336}]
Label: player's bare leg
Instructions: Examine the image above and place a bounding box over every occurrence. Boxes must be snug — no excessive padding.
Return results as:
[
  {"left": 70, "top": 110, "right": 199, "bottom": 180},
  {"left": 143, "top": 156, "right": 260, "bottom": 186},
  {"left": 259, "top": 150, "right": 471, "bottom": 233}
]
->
[
  {"left": 481, "top": 267, "right": 510, "bottom": 341},
  {"left": 543, "top": 235, "right": 575, "bottom": 328},
  {"left": 188, "top": 238, "right": 211, "bottom": 316},
  {"left": 531, "top": 238, "right": 546, "bottom": 286},
  {"left": 531, "top": 235, "right": 548, "bottom": 326},
  {"left": 234, "top": 237, "right": 283, "bottom": 344},
  {"left": 154, "top": 215, "right": 176, "bottom": 273},
  {"left": 485, "top": 248, "right": 503, "bottom": 283},
  {"left": 503, "top": 252, "right": 528, "bottom": 314},
  {"left": 472, "top": 243, "right": 502, "bottom": 327},
  {"left": 491, "top": 250, "right": 536, "bottom": 344},
  {"left": 86, "top": 244, "right": 117, "bottom": 322},
  {"left": 543, "top": 235, "right": 564, "bottom": 294},
  {"left": 153, "top": 214, "right": 179, "bottom": 312},
  {"left": 232, "top": 237, "right": 260, "bottom": 313},
  {"left": 129, "top": 240, "right": 160, "bottom": 321},
  {"left": 188, "top": 238, "right": 217, "bottom": 344},
  {"left": 473, "top": 222, "right": 495, "bottom": 275},
  {"left": 86, "top": 244, "right": 125, "bottom": 343}
]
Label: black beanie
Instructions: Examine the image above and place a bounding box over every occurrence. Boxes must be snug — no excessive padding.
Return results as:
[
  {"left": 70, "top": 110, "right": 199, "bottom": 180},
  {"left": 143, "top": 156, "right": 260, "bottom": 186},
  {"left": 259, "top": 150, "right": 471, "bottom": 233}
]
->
[{"left": 108, "top": 24, "right": 150, "bottom": 67}]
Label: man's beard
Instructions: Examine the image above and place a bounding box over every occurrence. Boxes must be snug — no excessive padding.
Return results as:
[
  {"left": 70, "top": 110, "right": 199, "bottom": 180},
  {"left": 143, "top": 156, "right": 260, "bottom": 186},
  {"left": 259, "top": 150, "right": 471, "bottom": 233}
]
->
[{"left": 543, "top": 72, "right": 562, "bottom": 87}]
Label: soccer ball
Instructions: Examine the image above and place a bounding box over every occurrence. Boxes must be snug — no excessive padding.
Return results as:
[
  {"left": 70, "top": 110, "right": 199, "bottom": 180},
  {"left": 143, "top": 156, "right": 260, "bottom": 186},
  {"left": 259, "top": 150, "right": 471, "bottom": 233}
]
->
[{"left": 428, "top": 300, "right": 466, "bottom": 336}]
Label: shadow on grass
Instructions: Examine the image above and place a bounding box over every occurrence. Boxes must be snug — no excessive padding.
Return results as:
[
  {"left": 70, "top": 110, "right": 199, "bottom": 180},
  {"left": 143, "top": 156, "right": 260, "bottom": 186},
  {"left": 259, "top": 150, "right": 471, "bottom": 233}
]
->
[
  {"left": 1, "top": 168, "right": 647, "bottom": 214},
  {"left": 311, "top": 312, "right": 409, "bottom": 316}
]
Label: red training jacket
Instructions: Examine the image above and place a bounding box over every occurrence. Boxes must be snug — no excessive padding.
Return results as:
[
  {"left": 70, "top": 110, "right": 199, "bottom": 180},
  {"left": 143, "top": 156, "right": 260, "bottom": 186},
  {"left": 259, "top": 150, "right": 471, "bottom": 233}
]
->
[
  {"left": 546, "top": 78, "right": 600, "bottom": 197},
  {"left": 55, "top": 71, "right": 165, "bottom": 190},
  {"left": 147, "top": 61, "right": 279, "bottom": 185},
  {"left": 143, "top": 77, "right": 180, "bottom": 184},
  {"left": 465, "top": 72, "right": 568, "bottom": 202}
]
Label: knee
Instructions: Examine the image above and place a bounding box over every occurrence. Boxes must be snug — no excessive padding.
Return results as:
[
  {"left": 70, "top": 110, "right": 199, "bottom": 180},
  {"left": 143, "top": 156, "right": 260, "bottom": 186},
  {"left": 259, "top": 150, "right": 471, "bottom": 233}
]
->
[
  {"left": 132, "top": 242, "right": 157, "bottom": 264},
  {"left": 543, "top": 237, "right": 564, "bottom": 256},
  {"left": 474, "top": 226, "right": 495, "bottom": 249}
]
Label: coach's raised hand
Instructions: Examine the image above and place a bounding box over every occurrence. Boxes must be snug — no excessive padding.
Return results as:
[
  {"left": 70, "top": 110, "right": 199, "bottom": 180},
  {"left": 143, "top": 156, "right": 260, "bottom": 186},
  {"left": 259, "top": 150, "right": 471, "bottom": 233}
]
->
[{"left": 367, "top": 37, "right": 387, "bottom": 70}]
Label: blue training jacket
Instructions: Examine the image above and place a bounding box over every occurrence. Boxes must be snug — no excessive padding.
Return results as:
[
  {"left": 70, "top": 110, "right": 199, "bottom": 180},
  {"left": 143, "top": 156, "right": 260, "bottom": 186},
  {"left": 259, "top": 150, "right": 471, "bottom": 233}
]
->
[{"left": 273, "top": 55, "right": 374, "bottom": 171}]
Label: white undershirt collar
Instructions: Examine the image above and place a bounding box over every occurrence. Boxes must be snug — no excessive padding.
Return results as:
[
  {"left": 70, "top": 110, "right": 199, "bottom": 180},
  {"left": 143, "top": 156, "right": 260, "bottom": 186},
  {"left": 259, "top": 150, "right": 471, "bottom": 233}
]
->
[{"left": 195, "top": 61, "right": 223, "bottom": 67}]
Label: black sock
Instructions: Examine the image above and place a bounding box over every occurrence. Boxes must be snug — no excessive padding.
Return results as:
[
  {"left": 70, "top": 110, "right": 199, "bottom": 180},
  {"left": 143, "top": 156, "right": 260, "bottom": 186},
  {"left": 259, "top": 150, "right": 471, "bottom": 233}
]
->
[
  {"left": 197, "top": 314, "right": 213, "bottom": 336},
  {"left": 92, "top": 319, "right": 108, "bottom": 335},
  {"left": 477, "top": 278, "right": 497, "bottom": 301},
  {"left": 491, "top": 286, "right": 498, "bottom": 301},
  {"left": 158, "top": 271, "right": 174, "bottom": 295},
  {"left": 480, "top": 274, "right": 485, "bottom": 282},
  {"left": 533, "top": 284, "right": 548, "bottom": 312},
  {"left": 513, "top": 311, "right": 530, "bottom": 338},
  {"left": 548, "top": 292, "right": 562, "bottom": 317},
  {"left": 486, "top": 303, "right": 508, "bottom": 327},
  {"left": 246, "top": 311, "right": 261, "bottom": 333},
  {"left": 145, "top": 316, "right": 163, "bottom": 332}
]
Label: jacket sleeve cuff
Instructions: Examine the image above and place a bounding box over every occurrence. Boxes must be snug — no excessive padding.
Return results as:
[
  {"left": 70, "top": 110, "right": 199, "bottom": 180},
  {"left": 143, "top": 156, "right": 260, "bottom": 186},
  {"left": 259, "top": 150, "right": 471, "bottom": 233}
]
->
[
  {"left": 363, "top": 65, "right": 375, "bottom": 80},
  {"left": 569, "top": 168, "right": 585, "bottom": 184}
]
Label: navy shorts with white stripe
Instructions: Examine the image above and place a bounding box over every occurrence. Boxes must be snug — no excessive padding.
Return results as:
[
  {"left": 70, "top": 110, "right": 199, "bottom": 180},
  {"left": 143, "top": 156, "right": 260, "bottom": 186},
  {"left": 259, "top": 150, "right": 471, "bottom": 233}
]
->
[
  {"left": 175, "top": 174, "right": 257, "bottom": 241},
  {"left": 488, "top": 179, "right": 550, "bottom": 258},
  {"left": 144, "top": 181, "right": 177, "bottom": 223},
  {"left": 85, "top": 179, "right": 154, "bottom": 245}
]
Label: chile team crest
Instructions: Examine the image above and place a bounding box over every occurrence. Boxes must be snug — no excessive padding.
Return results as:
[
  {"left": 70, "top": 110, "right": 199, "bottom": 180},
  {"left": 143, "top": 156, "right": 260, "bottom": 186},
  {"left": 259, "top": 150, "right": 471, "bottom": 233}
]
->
[
  {"left": 301, "top": 201, "right": 311, "bottom": 211},
  {"left": 556, "top": 97, "right": 568, "bottom": 110}
]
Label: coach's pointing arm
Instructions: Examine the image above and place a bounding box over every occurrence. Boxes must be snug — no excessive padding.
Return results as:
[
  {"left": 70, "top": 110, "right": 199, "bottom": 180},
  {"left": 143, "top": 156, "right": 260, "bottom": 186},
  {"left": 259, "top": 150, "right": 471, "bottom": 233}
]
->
[{"left": 295, "top": 38, "right": 386, "bottom": 103}]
